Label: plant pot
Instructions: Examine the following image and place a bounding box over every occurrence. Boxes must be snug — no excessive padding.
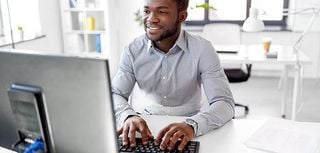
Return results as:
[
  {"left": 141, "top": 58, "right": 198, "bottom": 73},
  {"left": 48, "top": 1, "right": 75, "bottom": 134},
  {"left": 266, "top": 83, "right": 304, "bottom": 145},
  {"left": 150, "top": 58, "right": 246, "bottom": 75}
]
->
[{"left": 19, "top": 30, "right": 24, "bottom": 40}]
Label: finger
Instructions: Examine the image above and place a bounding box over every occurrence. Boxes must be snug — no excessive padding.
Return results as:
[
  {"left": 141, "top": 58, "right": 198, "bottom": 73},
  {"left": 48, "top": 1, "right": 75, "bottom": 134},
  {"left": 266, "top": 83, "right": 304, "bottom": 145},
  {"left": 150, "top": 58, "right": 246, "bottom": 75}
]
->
[
  {"left": 122, "top": 126, "right": 130, "bottom": 146},
  {"left": 146, "top": 123, "right": 153, "bottom": 139},
  {"left": 117, "top": 127, "right": 123, "bottom": 136},
  {"left": 146, "top": 126, "right": 154, "bottom": 139},
  {"left": 155, "top": 126, "right": 169, "bottom": 145},
  {"left": 160, "top": 128, "right": 177, "bottom": 150},
  {"left": 140, "top": 125, "right": 150, "bottom": 145},
  {"left": 128, "top": 126, "right": 137, "bottom": 147},
  {"left": 178, "top": 137, "right": 190, "bottom": 151},
  {"left": 139, "top": 121, "right": 154, "bottom": 143},
  {"left": 168, "top": 131, "right": 184, "bottom": 150}
]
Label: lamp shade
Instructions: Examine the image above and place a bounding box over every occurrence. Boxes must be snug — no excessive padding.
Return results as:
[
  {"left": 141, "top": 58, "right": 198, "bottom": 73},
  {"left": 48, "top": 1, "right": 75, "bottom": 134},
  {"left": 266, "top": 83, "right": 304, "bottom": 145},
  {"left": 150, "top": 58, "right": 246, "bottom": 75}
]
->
[{"left": 242, "top": 8, "right": 265, "bottom": 32}]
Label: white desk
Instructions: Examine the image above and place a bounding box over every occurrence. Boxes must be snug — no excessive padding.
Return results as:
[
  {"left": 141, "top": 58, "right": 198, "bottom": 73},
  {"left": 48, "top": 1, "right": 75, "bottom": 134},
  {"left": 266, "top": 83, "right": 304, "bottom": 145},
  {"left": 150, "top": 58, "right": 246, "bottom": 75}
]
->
[
  {"left": 0, "top": 118, "right": 264, "bottom": 153},
  {"left": 216, "top": 44, "right": 312, "bottom": 120},
  {"left": 143, "top": 115, "right": 266, "bottom": 153},
  {"left": 0, "top": 147, "right": 15, "bottom": 153},
  {"left": 0, "top": 116, "right": 265, "bottom": 153},
  {"left": 2, "top": 115, "right": 318, "bottom": 153}
]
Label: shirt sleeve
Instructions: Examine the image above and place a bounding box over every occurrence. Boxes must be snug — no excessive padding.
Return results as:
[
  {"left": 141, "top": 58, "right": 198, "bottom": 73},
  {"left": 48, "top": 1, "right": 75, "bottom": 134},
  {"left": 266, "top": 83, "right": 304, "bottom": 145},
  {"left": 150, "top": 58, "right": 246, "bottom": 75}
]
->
[
  {"left": 189, "top": 41, "right": 235, "bottom": 136},
  {"left": 112, "top": 46, "right": 137, "bottom": 128}
]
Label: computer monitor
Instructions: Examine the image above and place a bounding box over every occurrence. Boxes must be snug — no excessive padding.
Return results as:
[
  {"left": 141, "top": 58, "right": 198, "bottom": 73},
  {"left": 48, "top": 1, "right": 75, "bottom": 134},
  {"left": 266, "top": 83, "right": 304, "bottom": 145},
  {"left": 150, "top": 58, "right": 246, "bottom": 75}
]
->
[{"left": 0, "top": 49, "right": 118, "bottom": 153}]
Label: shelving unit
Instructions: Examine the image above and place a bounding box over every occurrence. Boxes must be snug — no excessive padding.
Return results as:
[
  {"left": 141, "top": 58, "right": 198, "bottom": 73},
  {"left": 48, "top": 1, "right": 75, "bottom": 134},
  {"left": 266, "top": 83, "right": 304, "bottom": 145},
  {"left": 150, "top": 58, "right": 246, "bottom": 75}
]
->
[{"left": 59, "top": 0, "right": 110, "bottom": 57}]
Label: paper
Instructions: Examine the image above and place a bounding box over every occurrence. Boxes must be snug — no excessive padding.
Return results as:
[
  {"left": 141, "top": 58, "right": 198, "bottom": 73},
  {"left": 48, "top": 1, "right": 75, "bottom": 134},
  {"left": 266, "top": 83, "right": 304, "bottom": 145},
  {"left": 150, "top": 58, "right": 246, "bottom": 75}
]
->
[{"left": 245, "top": 118, "right": 320, "bottom": 153}]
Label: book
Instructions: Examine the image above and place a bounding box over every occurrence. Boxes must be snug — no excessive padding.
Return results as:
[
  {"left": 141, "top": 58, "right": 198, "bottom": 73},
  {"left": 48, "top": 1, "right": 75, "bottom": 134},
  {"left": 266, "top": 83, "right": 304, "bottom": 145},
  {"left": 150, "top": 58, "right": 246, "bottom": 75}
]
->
[
  {"left": 96, "top": 34, "right": 101, "bottom": 53},
  {"left": 266, "top": 51, "right": 278, "bottom": 58},
  {"left": 69, "top": 0, "right": 77, "bottom": 8},
  {"left": 85, "top": 16, "right": 96, "bottom": 31}
]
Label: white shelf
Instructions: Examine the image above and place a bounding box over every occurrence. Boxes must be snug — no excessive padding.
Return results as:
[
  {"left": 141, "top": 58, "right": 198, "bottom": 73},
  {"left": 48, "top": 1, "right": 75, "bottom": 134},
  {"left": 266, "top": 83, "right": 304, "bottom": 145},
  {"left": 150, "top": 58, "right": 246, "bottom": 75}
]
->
[
  {"left": 64, "top": 8, "right": 105, "bottom": 12},
  {"left": 60, "top": 0, "right": 110, "bottom": 55},
  {"left": 64, "top": 8, "right": 83, "bottom": 12},
  {"left": 64, "top": 51, "right": 108, "bottom": 58},
  {"left": 65, "top": 30, "right": 106, "bottom": 34}
]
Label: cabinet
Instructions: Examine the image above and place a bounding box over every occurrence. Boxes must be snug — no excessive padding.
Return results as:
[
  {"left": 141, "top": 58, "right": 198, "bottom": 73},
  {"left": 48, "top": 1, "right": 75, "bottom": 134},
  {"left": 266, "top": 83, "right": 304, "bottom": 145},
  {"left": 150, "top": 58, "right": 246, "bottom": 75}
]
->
[{"left": 59, "top": 0, "right": 110, "bottom": 57}]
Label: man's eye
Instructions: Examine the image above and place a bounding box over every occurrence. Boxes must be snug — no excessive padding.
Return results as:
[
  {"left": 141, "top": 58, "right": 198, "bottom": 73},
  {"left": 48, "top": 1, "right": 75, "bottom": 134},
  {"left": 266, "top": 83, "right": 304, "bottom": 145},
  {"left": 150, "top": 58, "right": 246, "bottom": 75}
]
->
[
  {"left": 159, "top": 11, "right": 168, "bottom": 14},
  {"left": 144, "top": 10, "right": 150, "bottom": 14}
]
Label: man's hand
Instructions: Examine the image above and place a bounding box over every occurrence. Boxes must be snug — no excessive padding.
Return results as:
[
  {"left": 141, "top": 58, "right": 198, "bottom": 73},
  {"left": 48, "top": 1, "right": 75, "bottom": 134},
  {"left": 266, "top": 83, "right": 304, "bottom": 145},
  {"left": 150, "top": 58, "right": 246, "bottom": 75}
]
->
[
  {"left": 117, "top": 115, "right": 153, "bottom": 147},
  {"left": 155, "top": 122, "right": 194, "bottom": 151}
]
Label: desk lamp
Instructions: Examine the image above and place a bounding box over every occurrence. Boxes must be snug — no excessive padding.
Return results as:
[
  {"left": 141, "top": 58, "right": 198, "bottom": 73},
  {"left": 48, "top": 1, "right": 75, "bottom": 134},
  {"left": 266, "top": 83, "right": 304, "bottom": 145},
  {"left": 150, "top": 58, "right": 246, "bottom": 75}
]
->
[
  {"left": 242, "top": 7, "right": 320, "bottom": 120},
  {"left": 242, "top": 8, "right": 265, "bottom": 32}
]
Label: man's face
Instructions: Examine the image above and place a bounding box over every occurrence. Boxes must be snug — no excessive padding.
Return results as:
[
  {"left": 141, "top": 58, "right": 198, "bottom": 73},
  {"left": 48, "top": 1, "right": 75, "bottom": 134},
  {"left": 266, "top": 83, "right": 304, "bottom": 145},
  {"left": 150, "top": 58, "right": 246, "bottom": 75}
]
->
[{"left": 143, "top": 0, "right": 185, "bottom": 42}]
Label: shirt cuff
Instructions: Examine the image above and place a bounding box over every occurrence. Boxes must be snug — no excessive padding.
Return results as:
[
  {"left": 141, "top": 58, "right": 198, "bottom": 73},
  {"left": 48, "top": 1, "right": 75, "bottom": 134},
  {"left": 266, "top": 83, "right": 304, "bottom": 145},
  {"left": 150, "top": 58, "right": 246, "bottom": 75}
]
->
[
  {"left": 119, "top": 109, "right": 138, "bottom": 127},
  {"left": 190, "top": 99, "right": 235, "bottom": 136},
  {"left": 188, "top": 115, "right": 207, "bottom": 137}
]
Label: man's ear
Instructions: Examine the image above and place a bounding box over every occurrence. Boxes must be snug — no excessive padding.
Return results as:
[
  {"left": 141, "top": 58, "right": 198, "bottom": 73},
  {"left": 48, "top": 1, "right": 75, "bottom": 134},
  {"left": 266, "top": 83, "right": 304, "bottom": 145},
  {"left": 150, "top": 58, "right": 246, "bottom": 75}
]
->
[{"left": 179, "top": 10, "right": 188, "bottom": 22}]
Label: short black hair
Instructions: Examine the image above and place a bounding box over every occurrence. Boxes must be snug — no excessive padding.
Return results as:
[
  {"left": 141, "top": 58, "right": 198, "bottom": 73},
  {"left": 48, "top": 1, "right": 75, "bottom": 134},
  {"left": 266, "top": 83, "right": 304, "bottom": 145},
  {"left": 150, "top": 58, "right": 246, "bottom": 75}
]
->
[{"left": 175, "top": 0, "right": 189, "bottom": 11}]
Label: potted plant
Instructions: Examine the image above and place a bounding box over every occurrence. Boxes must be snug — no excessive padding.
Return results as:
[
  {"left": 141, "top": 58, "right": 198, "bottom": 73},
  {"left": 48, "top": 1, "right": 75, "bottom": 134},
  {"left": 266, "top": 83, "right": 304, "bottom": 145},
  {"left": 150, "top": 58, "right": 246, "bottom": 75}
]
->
[
  {"left": 17, "top": 25, "right": 24, "bottom": 40},
  {"left": 191, "top": 3, "right": 216, "bottom": 10},
  {"left": 134, "top": 9, "right": 143, "bottom": 27}
]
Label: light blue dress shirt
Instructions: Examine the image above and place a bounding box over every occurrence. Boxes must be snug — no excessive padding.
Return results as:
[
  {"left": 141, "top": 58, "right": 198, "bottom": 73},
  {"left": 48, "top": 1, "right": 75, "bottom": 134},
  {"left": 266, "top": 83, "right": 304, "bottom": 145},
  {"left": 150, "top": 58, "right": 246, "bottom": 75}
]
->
[{"left": 112, "top": 30, "right": 235, "bottom": 136}]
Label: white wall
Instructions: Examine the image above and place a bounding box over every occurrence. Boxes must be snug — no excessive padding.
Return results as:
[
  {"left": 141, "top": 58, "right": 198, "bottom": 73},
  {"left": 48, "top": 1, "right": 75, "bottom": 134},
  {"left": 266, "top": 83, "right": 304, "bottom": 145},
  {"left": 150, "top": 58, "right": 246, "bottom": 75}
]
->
[
  {"left": 105, "top": 0, "right": 120, "bottom": 78},
  {"left": 117, "top": 0, "right": 144, "bottom": 55}
]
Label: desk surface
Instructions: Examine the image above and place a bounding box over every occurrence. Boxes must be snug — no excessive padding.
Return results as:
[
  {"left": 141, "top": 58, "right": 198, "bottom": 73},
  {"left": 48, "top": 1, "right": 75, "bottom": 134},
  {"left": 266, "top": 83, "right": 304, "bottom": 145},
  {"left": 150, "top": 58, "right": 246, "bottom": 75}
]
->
[
  {"left": 143, "top": 115, "right": 266, "bottom": 153},
  {"left": 0, "top": 116, "right": 265, "bottom": 153},
  {"left": 0, "top": 116, "right": 264, "bottom": 153},
  {"left": 0, "top": 147, "right": 15, "bottom": 153},
  {"left": 216, "top": 44, "right": 311, "bottom": 65},
  {"left": 3, "top": 115, "right": 316, "bottom": 153}
]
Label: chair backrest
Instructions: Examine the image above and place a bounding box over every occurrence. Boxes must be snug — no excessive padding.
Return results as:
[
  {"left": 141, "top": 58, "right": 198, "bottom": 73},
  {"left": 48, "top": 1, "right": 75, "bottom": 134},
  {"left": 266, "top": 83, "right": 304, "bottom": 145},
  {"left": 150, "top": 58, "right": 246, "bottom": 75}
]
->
[
  {"left": 202, "top": 23, "right": 252, "bottom": 83},
  {"left": 202, "top": 23, "right": 243, "bottom": 68},
  {"left": 202, "top": 23, "right": 241, "bottom": 46},
  {"left": 224, "top": 64, "right": 252, "bottom": 83}
]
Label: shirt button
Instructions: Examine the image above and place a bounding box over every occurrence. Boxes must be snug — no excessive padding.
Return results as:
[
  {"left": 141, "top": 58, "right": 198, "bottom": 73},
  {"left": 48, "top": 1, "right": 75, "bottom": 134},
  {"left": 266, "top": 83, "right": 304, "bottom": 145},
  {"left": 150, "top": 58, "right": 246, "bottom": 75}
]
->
[
  {"left": 164, "top": 96, "right": 167, "bottom": 99},
  {"left": 162, "top": 76, "right": 166, "bottom": 80}
]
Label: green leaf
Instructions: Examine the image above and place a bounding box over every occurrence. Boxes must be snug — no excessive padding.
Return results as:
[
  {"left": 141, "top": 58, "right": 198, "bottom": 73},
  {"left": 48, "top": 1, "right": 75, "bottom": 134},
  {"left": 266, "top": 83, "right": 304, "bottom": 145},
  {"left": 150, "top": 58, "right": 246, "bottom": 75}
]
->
[{"left": 195, "top": 3, "right": 216, "bottom": 10}]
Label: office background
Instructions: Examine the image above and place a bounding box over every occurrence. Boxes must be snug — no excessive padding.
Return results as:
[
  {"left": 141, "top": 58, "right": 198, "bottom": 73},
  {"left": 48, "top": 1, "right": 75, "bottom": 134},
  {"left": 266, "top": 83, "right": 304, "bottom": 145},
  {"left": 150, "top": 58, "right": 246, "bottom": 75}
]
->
[
  {"left": 0, "top": 0, "right": 319, "bottom": 121},
  {"left": 0, "top": 0, "right": 319, "bottom": 78}
]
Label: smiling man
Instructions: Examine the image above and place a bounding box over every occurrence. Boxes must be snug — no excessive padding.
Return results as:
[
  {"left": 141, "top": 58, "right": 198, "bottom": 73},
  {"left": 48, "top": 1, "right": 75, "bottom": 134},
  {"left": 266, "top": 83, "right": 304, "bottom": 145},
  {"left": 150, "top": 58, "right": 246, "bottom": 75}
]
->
[{"left": 112, "top": 0, "right": 235, "bottom": 151}]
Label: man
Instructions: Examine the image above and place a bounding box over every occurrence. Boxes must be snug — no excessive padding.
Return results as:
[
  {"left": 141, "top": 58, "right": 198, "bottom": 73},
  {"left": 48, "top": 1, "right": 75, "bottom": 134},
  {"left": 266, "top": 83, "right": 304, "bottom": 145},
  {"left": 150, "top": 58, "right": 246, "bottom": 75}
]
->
[{"left": 112, "top": 0, "right": 235, "bottom": 151}]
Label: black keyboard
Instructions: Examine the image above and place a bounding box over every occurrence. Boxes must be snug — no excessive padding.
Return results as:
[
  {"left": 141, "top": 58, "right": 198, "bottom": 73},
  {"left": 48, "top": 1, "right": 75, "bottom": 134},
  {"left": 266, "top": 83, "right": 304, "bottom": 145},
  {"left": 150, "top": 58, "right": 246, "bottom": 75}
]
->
[{"left": 118, "top": 137, "right": 200, "bottom": 153}]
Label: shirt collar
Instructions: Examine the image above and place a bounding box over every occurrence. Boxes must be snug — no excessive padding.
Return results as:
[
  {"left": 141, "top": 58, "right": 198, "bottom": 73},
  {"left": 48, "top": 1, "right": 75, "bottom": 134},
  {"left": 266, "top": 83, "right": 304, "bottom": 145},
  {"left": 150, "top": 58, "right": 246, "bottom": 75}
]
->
[
  {"left": 147, "top": 29, "right": 188, "bottom": 54},
  {"left": 175, "top": 30, "right": 188, "bottom": 52}
]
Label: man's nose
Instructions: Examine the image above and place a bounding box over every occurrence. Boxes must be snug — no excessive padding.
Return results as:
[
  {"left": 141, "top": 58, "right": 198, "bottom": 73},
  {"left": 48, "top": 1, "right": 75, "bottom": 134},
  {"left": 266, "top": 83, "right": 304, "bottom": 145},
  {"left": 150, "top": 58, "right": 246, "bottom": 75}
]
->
[{"left": 147, "top": 12, "right": 160, "bottom": 23}]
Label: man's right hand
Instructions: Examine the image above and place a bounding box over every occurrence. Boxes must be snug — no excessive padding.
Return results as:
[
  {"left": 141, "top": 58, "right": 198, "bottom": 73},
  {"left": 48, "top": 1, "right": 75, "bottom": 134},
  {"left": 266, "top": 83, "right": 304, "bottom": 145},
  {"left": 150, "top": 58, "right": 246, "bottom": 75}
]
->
[{"left": 117, "top": 115, "right": 154, "bottom": 147}]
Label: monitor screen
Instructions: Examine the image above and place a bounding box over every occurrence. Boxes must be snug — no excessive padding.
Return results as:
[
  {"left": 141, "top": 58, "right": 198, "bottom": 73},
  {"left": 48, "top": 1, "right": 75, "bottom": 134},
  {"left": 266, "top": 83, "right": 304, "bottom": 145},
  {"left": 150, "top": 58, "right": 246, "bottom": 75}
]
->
[{"left": 0, "top": 49, "right": 118, "bottom": 153}]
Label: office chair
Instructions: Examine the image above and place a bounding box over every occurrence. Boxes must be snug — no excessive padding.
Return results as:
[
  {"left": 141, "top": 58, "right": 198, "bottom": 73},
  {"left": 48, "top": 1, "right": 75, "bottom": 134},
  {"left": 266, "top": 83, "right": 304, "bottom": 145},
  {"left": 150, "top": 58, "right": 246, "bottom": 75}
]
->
[
  {"left": 202, "top": 23, "right": 250, "bottom": 115},
  {"left": 224, "top": 64, "right": 251, "bottom": 114}
]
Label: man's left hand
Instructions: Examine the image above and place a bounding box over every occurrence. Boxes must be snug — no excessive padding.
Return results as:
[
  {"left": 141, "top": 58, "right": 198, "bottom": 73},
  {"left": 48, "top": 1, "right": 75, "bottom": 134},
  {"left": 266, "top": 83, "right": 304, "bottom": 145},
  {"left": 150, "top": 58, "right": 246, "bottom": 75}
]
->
[{"left": 155, "top": 122, "right": 194, "bottom": 151}]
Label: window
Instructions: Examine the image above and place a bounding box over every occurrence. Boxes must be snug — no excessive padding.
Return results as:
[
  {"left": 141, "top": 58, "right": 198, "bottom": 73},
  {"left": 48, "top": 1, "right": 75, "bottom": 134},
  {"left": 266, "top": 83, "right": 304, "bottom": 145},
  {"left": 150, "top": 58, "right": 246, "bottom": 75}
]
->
[
  {"left": 186, "top": 0, "right": 289, "bottom": 26},
  {"left": 0, "top": 1, "right": 6, "bottom": 36},
  {"left": 0, "top": 0, "right": 42, "bottom": 46}
]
